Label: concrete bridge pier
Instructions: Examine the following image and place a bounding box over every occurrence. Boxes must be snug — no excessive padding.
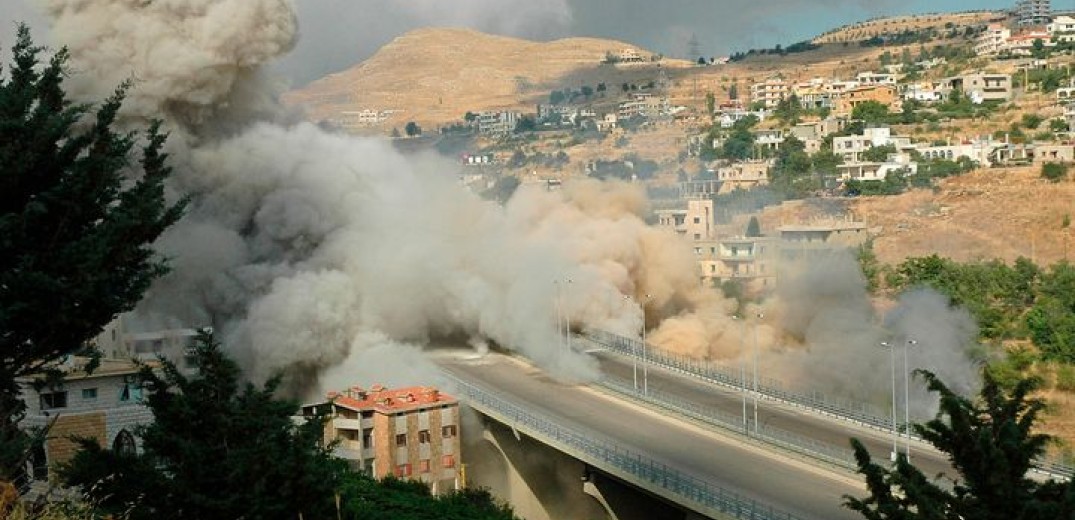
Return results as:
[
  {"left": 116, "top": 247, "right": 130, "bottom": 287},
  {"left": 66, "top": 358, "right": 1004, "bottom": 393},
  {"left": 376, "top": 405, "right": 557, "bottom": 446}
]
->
[
  {"left": 582, "top": 468, "right": 699, "bottom": 520},
  {"left": 469, "top": 416, "right": 696, "bottom": 520}
]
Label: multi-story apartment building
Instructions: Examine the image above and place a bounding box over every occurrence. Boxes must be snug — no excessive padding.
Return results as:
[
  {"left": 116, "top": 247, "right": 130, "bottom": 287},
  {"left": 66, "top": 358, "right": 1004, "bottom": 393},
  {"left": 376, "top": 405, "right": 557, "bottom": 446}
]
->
[
  {"left": 947, "top": 72, "right": 1012, "bottom": 103},
  {"left": 750, "top": 77, "right": 789, "bottom": 109},
  {"left": 1016, "top": 0, "right": 1051, "bottom": 26},
  {"left": 832, "top": 127, "right": 911, "bottom": 163},
  {"left": 18, "top": 357, "right": 153, "bottom": 483},
  {"left": 778, "top": 219, "right": 873, "bottom": 261},
  {"left": 693, "top": 236, "right": 778, "bottom": 290},
  {"left": 1048, "top": 15, "right": 1075, "bottom": 42},
  {"left": 716, "top": 160, "right": 771, "bottom": 193},
  {"left": 655, "top": 199, "right": 714, "bottom": 240},
  {"left": 477, "top": 111, "right": 521, "bottom": 136},
  {"left": 302, "top": 385, "right": 461, "bottom": 493},
  {"left": 833, "top": 85, "right": 901, "bottom": 116},
  {"left": 975, "top": 24, "right": 1013, "bottom": 55},
  {"left": 617, "top": 93, "right": 670, "bottom": 120}
]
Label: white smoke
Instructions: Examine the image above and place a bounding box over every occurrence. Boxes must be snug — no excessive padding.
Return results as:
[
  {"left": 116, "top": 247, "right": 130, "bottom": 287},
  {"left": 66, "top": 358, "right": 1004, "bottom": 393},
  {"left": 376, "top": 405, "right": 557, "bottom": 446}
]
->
[
  {"left": 33, "top": 0, "right": 979, "bottom": 414},
  {"left": 41, "top": 0, "right": 297, "bottom": 127},
  {"left": 34, "top": 0, "right": 738, "bottom": 396}
]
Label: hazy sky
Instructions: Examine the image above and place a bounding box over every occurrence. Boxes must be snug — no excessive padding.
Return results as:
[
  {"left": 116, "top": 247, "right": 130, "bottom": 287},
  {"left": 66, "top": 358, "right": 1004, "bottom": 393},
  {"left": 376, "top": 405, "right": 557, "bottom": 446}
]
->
[{"left": 3, "top": 0, "right": 1023, "bottom": 88}]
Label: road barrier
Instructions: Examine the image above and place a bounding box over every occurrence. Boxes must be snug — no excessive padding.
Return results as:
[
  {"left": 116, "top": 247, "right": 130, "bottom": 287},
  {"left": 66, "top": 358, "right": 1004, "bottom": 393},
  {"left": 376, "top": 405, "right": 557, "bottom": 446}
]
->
[
  {"left": 446, "top": 375, "right": 805, "bottom": 520},
  {"left": 599, "top": 376, "right": 857, "bottom": 469},
  {"left": 584, "top": 329, "right": 1075, "bottom": 480}
]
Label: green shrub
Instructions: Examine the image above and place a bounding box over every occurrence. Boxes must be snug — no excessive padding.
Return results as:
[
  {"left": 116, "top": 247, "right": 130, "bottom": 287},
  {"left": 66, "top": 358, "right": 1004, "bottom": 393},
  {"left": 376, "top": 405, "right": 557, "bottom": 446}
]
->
[{"left": 1042, "top": 162, "right": 1069, "bottom": 182}]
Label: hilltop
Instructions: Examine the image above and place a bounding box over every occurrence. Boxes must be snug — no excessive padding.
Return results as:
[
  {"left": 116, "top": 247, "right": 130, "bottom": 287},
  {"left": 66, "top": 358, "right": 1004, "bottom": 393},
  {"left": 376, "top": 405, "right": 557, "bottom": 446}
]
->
[
  {"left": 813, "top": 11, "right": 1002, "bottom": 44},
  {"left": 283, "top": 28, "right": 691, "bottom": 132}
]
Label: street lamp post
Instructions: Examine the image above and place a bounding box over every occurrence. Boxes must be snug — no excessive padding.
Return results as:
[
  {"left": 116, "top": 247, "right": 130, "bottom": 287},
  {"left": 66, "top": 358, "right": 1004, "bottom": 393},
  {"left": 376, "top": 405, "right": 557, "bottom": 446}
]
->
[
  {"left": 564, "top": 279, "right": 573, "bottom": 353},
  {"left": 642, "top": 294, "right": 652, "bottom": 396},
  {"left": 624, "top": 295, "right": 637, "bottom": 391},
  {"left": 904, "top": 339, "right": 918, "bottom": 460},
  {"left": 554, "top": 280, "right": 562, "bottom": 353},
  {"left": 752, "top": 313, "right": 763, "bottom": 435},
  {"left": 733, "top": 315, "right": 746, "bottom": 433},
  {"left": 882, "top": 341, "right": 898, "bottom": 462}
]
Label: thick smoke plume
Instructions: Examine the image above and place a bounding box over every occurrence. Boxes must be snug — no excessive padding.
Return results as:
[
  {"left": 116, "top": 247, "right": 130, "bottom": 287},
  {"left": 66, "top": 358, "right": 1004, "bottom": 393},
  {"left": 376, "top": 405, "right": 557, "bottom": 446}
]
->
[
  {"left": 744, "top": 251, "right": 980, "bottom": 418},
  {"left": 34, "top": 0, "right": 979, "bottom": 416},
  {"left": 38, "top": 0, "right": 733, "bottom": 396}
]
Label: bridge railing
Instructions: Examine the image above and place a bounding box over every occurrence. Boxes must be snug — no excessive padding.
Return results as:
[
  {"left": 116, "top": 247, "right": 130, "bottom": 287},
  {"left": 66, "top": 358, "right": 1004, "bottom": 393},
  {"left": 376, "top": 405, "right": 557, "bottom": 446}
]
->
[
  {"left": 446, "top": 375, "right": 805, "bottom": 520},
  {"left": 584, "top": 329, "right": 1075, "bottom": 480},
  {"left": 585, "top": 329, "right": 897, "bottom": 431},
  {"left": 600, "top": 377, "right": 856, "bottom": 468}
]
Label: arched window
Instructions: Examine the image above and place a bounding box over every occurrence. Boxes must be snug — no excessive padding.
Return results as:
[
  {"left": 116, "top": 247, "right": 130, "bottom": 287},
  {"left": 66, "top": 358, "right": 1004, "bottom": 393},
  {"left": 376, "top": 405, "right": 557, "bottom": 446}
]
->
[{"left": 113, "top": 429, "right": 136, "bottom": 456}]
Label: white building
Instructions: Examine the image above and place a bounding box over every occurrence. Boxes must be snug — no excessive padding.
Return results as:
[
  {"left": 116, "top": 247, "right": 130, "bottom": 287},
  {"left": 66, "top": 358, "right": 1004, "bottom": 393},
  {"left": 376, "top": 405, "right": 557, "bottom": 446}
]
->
[
  {"left": 832, "top": 127, "right": 911, "bottom": 162},
  {"left": 477, "top": 111, "right": 521, "bottom": 136},
  {"left": 916, "top": 139, "right": 997, "bottom": 166},
  {"left": 975, "top": 24, "right": 1012, "bottom": 55},
  {"left": 837, "top": 152, "right": 918, "bottom": 182},
  {"left": 19, "top": 357, "right": 154, "bottom": 483},
  {"left": 902, "top": 82, "right": 947, "bottom": 103},
  {"left": 750, "top": 77, "right": 789, "bottom": 109},
  {"left": 1049, "top": 15, "right": 1075, "bottom": 42},
  {"left": 618, "top": 93, "right": 671, "bottom": 120},
  {"left": 855, "top": 72, "right": 898, "bottom": 86}
]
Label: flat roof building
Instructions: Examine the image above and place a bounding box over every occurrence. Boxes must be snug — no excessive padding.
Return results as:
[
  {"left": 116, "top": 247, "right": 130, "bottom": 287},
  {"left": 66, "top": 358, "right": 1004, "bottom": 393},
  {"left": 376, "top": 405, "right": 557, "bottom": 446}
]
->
[{"left": 302, "top": 384, "right": 461, "bottom": 493}]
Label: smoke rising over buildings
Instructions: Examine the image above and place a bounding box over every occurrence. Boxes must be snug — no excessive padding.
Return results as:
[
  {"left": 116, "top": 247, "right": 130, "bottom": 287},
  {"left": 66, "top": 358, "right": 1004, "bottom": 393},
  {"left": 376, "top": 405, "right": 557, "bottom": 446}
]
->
[
  {"left": 24, "top": 0, "right": 982, "bottom": 415},
  {"left": 33, "top": 0, "right": 742, "bottom": 397}
]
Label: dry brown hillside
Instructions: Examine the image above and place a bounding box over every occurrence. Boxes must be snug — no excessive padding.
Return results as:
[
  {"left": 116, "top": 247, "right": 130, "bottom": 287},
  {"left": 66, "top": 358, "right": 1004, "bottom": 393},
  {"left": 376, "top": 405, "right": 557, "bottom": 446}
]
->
[
  {"left": 813, "top": 11, "right": 1001, "bottom": 44},
  {"left": 751, "top": 167, "right": 1075, "bottom": 268},
  {"left": 282, "top": 28, "right": 691, "bottom": 132}
]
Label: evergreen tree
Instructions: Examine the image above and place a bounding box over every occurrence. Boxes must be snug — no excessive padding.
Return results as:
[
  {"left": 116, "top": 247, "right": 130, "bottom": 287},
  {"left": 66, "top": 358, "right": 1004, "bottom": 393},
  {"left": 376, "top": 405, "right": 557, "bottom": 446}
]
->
[
  {"left": 0, "top": 25, "right": 185, "bottom": 480},
  {"left": 845, "top": 370, "right": 1075, "bottom": 520},
  {"left": 62, "top": 333, "right": 346, "bottom": 520},
  {"left": 745, "top": 216, "right": 761, "bottom": 237}
]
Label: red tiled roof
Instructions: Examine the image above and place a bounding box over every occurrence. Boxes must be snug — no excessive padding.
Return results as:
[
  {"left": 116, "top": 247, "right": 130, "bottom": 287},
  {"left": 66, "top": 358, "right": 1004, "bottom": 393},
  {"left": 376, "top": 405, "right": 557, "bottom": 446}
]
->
[{"left": 327, "top": 385, "right": 456, "bottom": 414}]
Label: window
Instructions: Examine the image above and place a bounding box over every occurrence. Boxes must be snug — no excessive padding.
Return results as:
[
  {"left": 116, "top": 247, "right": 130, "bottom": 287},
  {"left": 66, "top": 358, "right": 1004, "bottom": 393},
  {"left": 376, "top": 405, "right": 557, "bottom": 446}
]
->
[
  {"left": 395, "top": 433, "right": 407, "bottom": 447},
  {"left": 40, "top": 391, "right": 67, "bottom": 410},
  {"left": 395, "top": 464, "right": 412, "bottom": 477},
  {"left": 362, "top": 428, "right": 373, "bottom": 448},
  {"left": 693, "top": 217, "right": 700, "bottom": 224},
  {"left": 418, "top": 430, "right": 431, "bottom": 443},
  {"left": 361, "top": 410, "right": 374, "bottom": 420},
  {"left": 113, "top": 430, "right": 136, "bottom": 456},
  {"left": 442, "top": 425, "right": 457, "bottom": 438},
  {"left": 419, "top": 459, "right": 430, "bottom": 473},
  {"left": 442, "top": 455, "right": 456, "bottom": 468},
  {"left": 119, "top": 383, "right": 142, "bottom": 402}
]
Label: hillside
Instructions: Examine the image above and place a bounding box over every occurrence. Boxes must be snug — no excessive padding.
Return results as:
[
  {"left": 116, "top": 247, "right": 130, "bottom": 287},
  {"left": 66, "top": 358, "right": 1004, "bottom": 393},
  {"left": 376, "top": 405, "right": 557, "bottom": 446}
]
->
[
  {"left": 752, "top": 167, "right": 1075, "bottom": 268},
  {"left": 812, "top": 11, "right": 1002, "bottom": 44},
  {"left": 282, "top": 28, "right": 691, "bottom": 132}
]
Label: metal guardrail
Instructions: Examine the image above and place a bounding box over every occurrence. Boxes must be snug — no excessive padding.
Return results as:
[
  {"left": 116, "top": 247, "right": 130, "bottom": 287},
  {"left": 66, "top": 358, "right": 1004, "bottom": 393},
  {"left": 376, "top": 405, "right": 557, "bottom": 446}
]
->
[
  {"left": 585, "top": 329, "right": 891, "bottom": 430},
  {"left": 584, "top": 329, "right": 1075, "bottom": 480},
  {"left": 446, "top": 375, "right": 805, "bottom": 520},
  {"left": 600, "top": 377, "right": 856, "bottom": 469}
]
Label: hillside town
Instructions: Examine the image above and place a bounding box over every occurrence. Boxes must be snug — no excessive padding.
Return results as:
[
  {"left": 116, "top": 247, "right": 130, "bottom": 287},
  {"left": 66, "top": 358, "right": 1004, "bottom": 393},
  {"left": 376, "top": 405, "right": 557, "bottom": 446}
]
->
[
  {"left": 359, "top": 1, "right": 1075, "bottom": 295},
  {"left": 8, "top": 0, "right": 1075, "bottom": 519}
]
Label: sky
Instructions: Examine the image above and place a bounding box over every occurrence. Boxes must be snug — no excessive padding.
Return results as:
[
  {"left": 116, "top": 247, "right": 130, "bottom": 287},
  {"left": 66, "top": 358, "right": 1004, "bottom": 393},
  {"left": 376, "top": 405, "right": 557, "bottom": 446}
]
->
[{"left": 2, "top": 0, "right": 1026, "bottom": 88}]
